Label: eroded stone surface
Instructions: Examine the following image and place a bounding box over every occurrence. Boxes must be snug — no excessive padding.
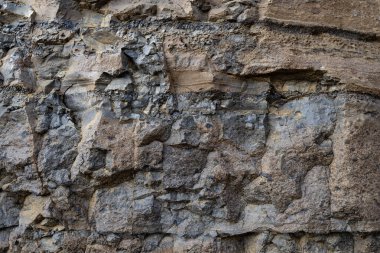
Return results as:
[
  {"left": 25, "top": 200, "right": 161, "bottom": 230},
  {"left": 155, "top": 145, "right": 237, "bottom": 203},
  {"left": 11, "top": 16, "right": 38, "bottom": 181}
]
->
[
  {"left": 264, "top": 0, "right": 380, "bottom": 36},
  {"left": 0, "top": 0, "right": 379, "bottom": 252},
  {"left": 330, "top": 94, "right": 380, "bottom": 229}
]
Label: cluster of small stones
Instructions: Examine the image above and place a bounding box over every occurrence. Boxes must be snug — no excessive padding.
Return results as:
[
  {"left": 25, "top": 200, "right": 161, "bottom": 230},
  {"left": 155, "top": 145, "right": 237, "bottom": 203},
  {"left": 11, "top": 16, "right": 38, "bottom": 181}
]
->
[{"left": 1, "top": 0, "right": 380, "bottom": 252}]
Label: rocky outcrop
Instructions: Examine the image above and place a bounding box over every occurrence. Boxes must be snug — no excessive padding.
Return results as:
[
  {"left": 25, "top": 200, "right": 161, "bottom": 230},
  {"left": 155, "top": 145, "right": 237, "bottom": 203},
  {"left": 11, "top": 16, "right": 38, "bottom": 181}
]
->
[{"left": 0, "top": 0, "right": 380, "bottom": 252}]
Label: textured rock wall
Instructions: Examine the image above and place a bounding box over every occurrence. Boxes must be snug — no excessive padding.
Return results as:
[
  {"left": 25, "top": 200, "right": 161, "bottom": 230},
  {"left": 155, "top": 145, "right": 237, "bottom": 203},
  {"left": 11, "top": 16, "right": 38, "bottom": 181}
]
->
[{"left": 0, "top": 0, "right": 380, "bottom": 252}]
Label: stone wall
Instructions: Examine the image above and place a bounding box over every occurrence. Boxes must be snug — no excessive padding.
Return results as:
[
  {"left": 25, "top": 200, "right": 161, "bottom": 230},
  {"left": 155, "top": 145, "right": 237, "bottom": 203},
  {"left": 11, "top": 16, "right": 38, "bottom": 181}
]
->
[{"left": 0, "top": 0, "right": 379, "bottom": 252}]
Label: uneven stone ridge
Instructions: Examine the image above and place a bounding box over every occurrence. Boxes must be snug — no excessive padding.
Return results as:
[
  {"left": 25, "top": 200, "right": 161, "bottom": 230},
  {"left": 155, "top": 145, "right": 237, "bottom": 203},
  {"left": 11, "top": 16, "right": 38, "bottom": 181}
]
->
[{"left": 0, "top": 0, "right": 380, "bottom": 252}]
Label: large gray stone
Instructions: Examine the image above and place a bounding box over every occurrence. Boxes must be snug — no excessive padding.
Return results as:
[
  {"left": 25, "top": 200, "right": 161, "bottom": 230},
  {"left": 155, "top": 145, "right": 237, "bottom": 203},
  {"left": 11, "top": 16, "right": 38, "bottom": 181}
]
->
[
  {"left": 163, "top": 146, "right": 208, "bottom": 189},
  {"left": 0, "top": 193, "right": 21, "bottom": 229},
  {"left": 0, "top": 107, "right": 34, "bottom": 168},
  {"left": 90, "top": 181, "right": 161, "bottom": 233}
]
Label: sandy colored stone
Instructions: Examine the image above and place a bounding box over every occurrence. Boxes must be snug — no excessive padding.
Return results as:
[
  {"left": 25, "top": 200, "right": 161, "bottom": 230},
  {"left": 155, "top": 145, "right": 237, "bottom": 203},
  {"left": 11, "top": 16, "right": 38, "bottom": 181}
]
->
[
  {"left": 264, "top": 0, "right": 380, "bottom": 36},
  {"left": 330, "top": 94, "right": 380, "bottom": 227},
  {"left": 19, "top": 195, "right": 50, "bottom": 226}
]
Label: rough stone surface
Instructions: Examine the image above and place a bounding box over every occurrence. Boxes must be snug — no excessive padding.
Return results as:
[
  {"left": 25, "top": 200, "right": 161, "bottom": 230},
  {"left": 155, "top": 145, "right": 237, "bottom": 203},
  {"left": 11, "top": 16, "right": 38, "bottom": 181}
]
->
[{"left": 0, "top": 0, "right": 380, "bottom": 252}]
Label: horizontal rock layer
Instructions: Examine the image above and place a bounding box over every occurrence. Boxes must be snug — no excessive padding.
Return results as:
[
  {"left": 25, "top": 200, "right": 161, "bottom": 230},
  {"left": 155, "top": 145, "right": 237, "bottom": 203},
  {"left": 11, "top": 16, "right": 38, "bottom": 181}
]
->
[{"left": 0, "top": 0, "right": 379, "bottom": 252}]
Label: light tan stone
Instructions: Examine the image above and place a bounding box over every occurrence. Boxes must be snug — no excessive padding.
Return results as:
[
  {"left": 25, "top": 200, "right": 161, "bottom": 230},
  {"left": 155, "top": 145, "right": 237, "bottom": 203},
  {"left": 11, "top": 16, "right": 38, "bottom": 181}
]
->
[
  {"left": 264, "top": 0, "right": 380, "bottom": 36},
  {"left": 19, "top": 0, "right": 59, "bottom": 21},
  {"left": 100, "top": 0, "right": 193, "bottom": 20},
  {"left": 0, "top": 1, "right": 35, "bottom": 23},
  {"left": 19, "top": 195, "right": 50, "bottom": 226},
  {"left": 330, "top": 94, "right": 380, "bottom": 228}
]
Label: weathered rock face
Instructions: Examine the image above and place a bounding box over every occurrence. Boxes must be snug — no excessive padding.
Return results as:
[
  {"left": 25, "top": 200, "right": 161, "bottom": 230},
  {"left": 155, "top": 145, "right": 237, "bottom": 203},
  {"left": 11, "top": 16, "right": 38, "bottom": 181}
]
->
[{"left": 0, "top": 0, "right": 380, "bottom": 252}]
